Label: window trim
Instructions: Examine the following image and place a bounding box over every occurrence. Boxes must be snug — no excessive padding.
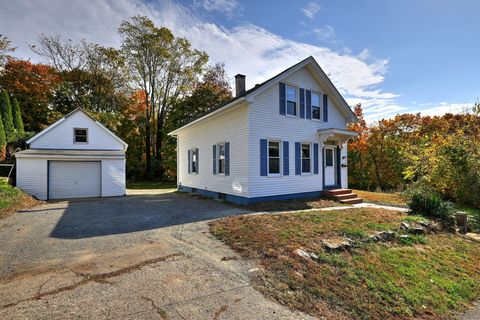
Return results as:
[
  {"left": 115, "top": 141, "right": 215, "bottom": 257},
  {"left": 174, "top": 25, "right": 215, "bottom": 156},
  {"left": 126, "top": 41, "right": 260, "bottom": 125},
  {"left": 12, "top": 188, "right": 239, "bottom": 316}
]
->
[
  {"left": 301, "top": 142, "right": 312, "bottom": 175},
  {"left": 285, "top": 84, "right": 298, "bottom": 118},
  {"left": 310, "top": 91, "right": 322, "bottom": 121},
  {"left": 73, "top": 128, "right": 88, "bottom": 144},
  {"left": 267, "top": 139, "right": 282, "bottom": 177},
  {"left": 217, "top": 142, "right": 226, "bottom": 176},
  {"left": 190, "top": 148, "right": 199, "bottom": 174}
]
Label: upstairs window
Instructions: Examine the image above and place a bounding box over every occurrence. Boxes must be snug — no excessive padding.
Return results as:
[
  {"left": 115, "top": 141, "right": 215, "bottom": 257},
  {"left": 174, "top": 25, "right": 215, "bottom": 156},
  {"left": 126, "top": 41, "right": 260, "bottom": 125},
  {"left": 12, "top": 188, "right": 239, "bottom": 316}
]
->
[
  {"left": 218, "top": 143, "right": 225, "bottom": 174},
  {"left": 74, "top": 128, "right": 88, "bottom": 143},
  {"left": 286, "top": 85, "right": 297, "bottom": 116},
  {"left": 268, "top": 140, "right": 281, "bottom": 175},
  {"left": 311, "top": 92, "right": 321, "bottom": 120},
  {"left": 301, "top": 143, "right": 311, "bottom": 173}
]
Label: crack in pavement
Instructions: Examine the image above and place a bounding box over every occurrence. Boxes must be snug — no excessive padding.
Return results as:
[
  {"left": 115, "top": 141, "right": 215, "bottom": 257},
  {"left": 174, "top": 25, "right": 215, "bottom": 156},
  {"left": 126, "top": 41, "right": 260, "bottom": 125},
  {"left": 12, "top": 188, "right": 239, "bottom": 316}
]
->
[
  {"left": 1, "top": 253, "right": 184, "bottom": 310},
  {"left": 213, "top": 304, "right": 228, "bottom": 320},
  {"left": 141, "top": 296, "right": 169, "bottom": 319}
]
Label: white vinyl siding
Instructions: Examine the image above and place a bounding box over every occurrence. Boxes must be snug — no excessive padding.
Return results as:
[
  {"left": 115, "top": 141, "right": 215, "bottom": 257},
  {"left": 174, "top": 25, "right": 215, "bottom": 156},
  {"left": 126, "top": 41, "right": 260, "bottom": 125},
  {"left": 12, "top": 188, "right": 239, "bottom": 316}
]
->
[
  {"left": 30, "top": 111, "right": 124, "bottom": 150},
  {"left": 16, "top": 158, "right": 48, "bottom": 200},
  {"left": 249, "top": 65, "right": 347, "bottom": 197},
  {"left": 177, "top": 102, "right": 249, "bottom": 196},
  {"left": 101, "top": 159, "right": 126, "bottom": 197},
  {"left": 16, "top": 158, "right": 125, "bottom": 200}
]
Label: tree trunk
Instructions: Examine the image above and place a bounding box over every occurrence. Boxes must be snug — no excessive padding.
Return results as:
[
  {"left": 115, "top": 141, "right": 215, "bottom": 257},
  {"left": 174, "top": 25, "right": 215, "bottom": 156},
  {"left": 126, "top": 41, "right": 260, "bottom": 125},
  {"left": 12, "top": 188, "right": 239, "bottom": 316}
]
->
[{"left": 155, "top": 110, "right": 165, "bottom": 179}]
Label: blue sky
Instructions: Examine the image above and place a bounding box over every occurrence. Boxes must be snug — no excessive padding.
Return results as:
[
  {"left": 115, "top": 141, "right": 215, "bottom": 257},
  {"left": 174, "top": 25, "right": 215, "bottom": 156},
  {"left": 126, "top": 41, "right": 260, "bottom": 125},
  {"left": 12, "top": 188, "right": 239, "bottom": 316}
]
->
[{"left": 1, "top": 0, "right": 478, "bottom": 120}]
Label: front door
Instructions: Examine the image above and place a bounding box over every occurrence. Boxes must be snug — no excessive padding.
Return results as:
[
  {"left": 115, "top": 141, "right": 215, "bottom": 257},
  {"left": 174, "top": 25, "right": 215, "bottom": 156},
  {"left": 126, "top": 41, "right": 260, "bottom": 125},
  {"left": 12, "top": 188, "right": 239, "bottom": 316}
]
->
[{"left": 324, "top": 146, "right": 336, "bottom": 187}]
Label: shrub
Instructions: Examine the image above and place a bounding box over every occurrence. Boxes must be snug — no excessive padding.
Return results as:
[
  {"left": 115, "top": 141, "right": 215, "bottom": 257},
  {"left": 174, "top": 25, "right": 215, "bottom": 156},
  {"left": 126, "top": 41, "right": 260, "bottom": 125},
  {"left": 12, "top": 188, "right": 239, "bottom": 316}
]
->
[{"left": 408, "top": 192, "right": 456, "bottom": 230}]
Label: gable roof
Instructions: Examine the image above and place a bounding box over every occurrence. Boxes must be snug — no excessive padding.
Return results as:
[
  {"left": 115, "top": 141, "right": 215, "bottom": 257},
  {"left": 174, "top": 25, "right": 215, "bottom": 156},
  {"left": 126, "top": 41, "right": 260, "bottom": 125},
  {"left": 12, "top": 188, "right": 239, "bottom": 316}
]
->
[
  {"left": 26, "top": 108, "right": 128, "bottom": 150},
  {"left": 169, "top": 56, "right": 358, "bottom": 136}
]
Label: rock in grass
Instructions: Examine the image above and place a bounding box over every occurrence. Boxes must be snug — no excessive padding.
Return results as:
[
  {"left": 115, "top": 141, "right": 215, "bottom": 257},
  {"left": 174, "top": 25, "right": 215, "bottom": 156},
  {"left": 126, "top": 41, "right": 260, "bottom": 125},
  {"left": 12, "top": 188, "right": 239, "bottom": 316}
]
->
[
  {"left": 293, "top": 248, "right": 320, "bottom": 261},
  {"left": 321, "top": 239, "right": 352, "bottom": 252},
  {"left": 369, "top": 231, "right": 395, "bottom": 242}
]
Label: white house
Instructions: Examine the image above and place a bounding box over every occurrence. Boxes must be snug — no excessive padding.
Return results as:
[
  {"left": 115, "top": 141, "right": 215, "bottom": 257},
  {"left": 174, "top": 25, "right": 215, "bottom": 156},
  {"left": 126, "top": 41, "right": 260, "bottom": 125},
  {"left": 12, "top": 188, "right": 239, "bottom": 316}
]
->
[
  {"left": 169, "top": 56, "right": 359, "bottom": 205},
  {"left": 15, "top": 108, "right": 127, "bottom": 200}
]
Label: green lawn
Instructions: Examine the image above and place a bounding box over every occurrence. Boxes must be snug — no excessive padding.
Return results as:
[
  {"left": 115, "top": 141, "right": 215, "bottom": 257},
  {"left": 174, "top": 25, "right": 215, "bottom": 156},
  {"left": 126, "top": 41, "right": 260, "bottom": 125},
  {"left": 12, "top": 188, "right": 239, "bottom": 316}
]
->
[
  {"left": 353, "top": 189, "right": 409, "bottom": 207},
  {"left": 210, "top": 208, "right": 480, "bottom": 319},
  {"left": 126, "top": 181, "right": 177, "bottom": 189},
  {"left": 0, "top": 178, "right": 40, "bottom": 219}
]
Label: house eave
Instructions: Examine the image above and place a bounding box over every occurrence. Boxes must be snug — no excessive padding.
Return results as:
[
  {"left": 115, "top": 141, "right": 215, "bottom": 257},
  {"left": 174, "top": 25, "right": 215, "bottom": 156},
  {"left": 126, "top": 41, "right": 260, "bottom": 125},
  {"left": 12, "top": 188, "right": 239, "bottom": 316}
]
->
[{"left": 168, "top": 97, "right": 247, "bottom": 136}]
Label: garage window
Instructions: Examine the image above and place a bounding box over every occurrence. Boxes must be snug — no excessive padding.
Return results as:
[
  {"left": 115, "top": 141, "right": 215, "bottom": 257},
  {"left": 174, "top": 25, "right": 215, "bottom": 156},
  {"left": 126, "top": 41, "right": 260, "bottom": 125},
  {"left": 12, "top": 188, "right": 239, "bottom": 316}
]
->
[{"left": 74, "top": 128, "right": 88, "bottom": 143}]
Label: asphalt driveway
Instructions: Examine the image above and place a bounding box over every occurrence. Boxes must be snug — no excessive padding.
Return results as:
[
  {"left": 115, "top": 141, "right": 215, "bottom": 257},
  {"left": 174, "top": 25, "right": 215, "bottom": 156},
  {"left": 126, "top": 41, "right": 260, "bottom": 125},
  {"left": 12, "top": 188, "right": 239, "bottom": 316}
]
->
[{"left": 0, "top": 191, "right": 312, "bottom": 319}]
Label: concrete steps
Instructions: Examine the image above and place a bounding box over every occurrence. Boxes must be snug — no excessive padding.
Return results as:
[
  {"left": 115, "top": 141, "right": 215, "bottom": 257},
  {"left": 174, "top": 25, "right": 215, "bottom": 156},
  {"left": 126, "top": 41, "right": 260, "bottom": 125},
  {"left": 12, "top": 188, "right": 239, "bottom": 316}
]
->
[{"left": 324, "top": 189, "right": 363, "bottom": 204}]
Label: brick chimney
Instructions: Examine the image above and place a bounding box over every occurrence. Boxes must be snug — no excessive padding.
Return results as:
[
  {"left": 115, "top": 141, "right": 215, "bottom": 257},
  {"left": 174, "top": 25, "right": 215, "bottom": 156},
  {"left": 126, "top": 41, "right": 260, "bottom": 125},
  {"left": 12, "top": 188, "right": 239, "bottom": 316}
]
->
[{"left": 235, "top": 74, "right": 246, "bottom": 97}]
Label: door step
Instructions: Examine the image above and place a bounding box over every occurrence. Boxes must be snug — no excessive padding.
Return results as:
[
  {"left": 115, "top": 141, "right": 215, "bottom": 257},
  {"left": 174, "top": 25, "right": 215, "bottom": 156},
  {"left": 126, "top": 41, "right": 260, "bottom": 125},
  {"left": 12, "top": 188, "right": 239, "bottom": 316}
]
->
[
  {"left": 339, "top": 197, "right": 363, "bottom": 204},
  {"left": 324, "top": 189, "right": 363, "bottom": 204}
]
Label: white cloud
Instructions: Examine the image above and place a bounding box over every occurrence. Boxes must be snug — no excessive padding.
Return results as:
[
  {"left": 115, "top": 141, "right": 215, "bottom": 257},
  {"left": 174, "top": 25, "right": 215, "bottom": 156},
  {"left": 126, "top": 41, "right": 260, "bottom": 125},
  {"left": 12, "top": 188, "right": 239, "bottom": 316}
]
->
[
  {"left": 3, "top": 0, "right": 466, "bottom": 122},
  {"left": 313, "top": 25, "right": 335, "bottom": 41},
  {"left": 194, "top": 0, "right": 240, "bottom": 14},
  {"left": 302, "top": 1, "right": 321, "bottom": 19},
  {"left": 412, "top": 102, "right": 472, "bottom": 117}
]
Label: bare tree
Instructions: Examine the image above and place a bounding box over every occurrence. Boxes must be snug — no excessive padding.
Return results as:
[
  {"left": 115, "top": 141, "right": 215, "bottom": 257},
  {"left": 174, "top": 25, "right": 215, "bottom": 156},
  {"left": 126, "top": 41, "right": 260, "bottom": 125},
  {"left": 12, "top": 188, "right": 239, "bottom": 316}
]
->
[{"left": 0, "top": 35, "right": 16, "bottom": 65}]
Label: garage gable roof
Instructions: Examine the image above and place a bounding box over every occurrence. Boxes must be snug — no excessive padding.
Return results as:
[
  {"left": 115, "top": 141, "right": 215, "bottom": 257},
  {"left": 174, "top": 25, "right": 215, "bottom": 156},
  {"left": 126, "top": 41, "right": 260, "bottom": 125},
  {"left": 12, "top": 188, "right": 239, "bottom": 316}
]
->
[{"left": 26, "top": 108, "right": 128, "bottom": 150}]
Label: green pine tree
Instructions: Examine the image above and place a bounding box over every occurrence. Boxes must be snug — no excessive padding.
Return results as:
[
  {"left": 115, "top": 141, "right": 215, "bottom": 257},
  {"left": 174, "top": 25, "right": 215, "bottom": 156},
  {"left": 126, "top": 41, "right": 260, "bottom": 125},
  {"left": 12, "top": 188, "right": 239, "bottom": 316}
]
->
[
  {"left": 0, "top": 90, "right": 15, "bottom": 142},
  {"left": 0, "top": 111, "right": 6, "bottom": 158},
  {"left": 12, "top": 98, "right": 24, "bottom": 135}
]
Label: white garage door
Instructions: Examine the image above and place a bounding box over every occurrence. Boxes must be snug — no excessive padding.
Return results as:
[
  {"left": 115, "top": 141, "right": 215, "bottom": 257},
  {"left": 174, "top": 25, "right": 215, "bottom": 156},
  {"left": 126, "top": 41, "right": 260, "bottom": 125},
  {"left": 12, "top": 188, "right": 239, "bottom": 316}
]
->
[{"left": 49, "top": 161, "right": 101, "bottom": 199}]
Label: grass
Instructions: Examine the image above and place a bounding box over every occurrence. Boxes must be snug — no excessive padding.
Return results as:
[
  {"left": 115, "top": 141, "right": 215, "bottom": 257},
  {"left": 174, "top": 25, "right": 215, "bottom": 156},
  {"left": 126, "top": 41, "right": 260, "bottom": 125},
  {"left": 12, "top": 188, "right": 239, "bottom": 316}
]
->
[
  {"left": 0, "top": 178, "right": 40, "bottom": 219},
  {"left": 353, "top": 189, "right": 409, "bottom": 207},
  {"left": 239, "top": 198, "right": 341, "bottom": 212},
  {"left": 210, "top": 208, "right": 480, "bottom": 319},
  {"left": 126, "top": 181, "right": 177, "bottom": 189}
]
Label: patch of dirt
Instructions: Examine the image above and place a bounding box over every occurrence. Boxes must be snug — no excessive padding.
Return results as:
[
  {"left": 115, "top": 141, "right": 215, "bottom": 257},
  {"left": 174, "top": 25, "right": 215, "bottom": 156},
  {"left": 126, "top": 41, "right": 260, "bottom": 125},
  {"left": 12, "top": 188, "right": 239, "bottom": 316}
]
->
[
  {"left": 1, "top": 253, "right": 184, "bottom": 309},
  {"left": 0, "top": 194, "right": 42, "bottom": 220}
]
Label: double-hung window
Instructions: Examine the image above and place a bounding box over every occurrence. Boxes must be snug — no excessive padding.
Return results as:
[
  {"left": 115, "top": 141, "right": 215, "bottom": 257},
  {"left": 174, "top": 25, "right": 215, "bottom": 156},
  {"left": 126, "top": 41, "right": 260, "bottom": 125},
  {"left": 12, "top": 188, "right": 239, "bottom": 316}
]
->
[
  {"left": 301, "top": 143, "right": 311, "bottom": 173},
  {"left": 74, "top": 128, "right": 88, "bottom": 143},
  {"left": 286, "top": 85, "right": 297, "bottom": 116},
  {"left": 218, "top": 143, "right": 225, "bottom": 174},
  {"left": 190, "top": 148, "right": 198, "bottom": 174},
  {"left": 268, "top": 140, "right": 281, "bottom": 175},
  {"left": 311, "top": 92, "right": 321, "bottom": 120}
]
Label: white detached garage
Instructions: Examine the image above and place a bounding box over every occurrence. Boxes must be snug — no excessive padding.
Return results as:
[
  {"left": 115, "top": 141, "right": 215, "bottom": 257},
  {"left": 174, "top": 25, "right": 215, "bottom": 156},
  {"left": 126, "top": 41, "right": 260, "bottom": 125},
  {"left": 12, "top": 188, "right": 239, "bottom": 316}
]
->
[{"left": 16, "top": 108, "right": 128, "bottom": 200}]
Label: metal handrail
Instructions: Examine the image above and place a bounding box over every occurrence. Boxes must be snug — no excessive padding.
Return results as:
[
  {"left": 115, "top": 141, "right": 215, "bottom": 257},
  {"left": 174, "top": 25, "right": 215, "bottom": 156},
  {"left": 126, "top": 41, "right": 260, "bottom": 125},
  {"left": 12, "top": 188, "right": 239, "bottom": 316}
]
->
[{"left": 0, "top": 164, "right": 14, "bottom": 179}]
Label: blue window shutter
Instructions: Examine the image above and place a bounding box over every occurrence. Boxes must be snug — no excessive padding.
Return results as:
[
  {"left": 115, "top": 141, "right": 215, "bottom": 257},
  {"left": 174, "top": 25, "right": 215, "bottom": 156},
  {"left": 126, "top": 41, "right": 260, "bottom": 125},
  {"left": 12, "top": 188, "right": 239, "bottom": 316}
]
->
[
  {"left": 212, "top": 144, "right": 216, "bottom": 174},
  {"left": 279, "top": 82, "right": 286, "bottom": 115},
  {"left": 323, "top": 94, "right": 328, "bottom": 122},
  {"left": 196, "top": 148, "right": 199, "bottom": 174},
  {"left": 313, "top": 143, "right": 319, "bottom": 174},
  {"left": 283, "top": 141, "right": 289, "bottom": 175},
  {"left": 260, "top": 139, "right": 267, "bottom": 176},
  {"left": 299, "top": 88, "right": 305, "bottom": 118},
  {"left": 225, "top": 142, "right": 230, "bottom": 176},
  {"left": 306, "top": 90, "right": 312, "bottom": 120},
  {"left": 336, "top": 146, "right": 341, "bottom": 185},
  {"left": 188, "top": 149, "right": 191, "bottom": 174},
  {"left": 295, "top": 142, "right": 301, "bottom": 175}
]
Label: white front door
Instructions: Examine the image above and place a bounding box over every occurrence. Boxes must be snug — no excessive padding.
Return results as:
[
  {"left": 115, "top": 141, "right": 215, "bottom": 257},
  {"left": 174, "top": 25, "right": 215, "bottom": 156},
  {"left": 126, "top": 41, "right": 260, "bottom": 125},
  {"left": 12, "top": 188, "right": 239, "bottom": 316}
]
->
[
  {"left": 49, "top": 161, "right": 101, "bottom": 199},
  {"left": 324, "top": 146, "right": 336, "bottom": 186}
]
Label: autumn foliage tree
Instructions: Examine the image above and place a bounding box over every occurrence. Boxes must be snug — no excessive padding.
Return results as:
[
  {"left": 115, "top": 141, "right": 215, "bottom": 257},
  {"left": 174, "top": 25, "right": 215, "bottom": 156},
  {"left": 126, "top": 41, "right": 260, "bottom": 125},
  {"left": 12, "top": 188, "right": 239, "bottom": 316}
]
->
[
  {"left": 348, "top": 107, "right": 480, "bottom": 208},
  {"left": 0, "top": 59, "right": 60, "bottom": 131}
]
